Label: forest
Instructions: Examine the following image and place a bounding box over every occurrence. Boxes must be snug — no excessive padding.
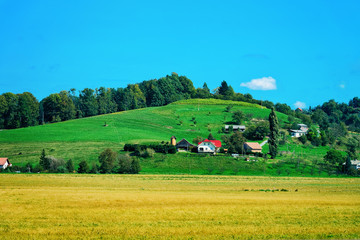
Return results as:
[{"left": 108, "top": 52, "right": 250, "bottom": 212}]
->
[{"left": 1, "top": 72, "right": 360, "bottom": 135}]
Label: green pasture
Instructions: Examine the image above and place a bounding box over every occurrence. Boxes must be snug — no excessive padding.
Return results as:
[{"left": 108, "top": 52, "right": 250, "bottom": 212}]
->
[
  {"left": 0, "top": 98, "right": 337, "bottom": 176},
  {"left": 0, "top": 99, "right": 287, "bottom": 164}
]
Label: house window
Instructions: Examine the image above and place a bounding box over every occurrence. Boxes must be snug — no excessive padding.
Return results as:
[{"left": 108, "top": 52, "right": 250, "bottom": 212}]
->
[{"left": 199, "top": 147, "right": 204, "bottom": 151}]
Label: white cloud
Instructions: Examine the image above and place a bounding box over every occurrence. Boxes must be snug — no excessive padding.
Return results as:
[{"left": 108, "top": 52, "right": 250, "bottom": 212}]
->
[
  {"left": 294, "top": 101, "right": 306, "bottom": 109},
  {"left": 240, "top": 77, "right": 277, "bottom": 90},
  {"left": 339, "top": 84, "right": 345, "bottom": 89}
]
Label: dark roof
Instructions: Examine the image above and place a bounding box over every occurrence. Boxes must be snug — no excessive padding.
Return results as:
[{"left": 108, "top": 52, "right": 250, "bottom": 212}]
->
[
  {"left": 225, "top": 125, "right": 245, "bottom": 129},
  {"left": 176, "top": 138, "right": 195, "bottom": 147}
]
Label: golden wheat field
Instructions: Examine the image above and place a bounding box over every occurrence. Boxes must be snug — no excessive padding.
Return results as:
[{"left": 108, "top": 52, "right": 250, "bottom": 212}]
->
[{"left": 0, "top": 174, "right": 359, "bottom": 239}]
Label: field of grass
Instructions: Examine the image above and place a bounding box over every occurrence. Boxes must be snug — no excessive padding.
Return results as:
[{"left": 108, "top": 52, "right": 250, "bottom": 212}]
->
[
  {"left": 1, "top": 174, "right": 359, "bottom": 239},
  {"left": 0, "top": 99, "right": 289, "bottom": 167}
]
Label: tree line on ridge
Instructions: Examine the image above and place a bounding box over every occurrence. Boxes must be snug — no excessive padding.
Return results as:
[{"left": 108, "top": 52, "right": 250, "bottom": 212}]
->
[{"left": 1, "top": 72, "right": 360, "bottom": 135}]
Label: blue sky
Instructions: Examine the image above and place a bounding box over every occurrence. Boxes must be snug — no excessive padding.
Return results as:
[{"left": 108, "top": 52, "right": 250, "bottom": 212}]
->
[{"left": 0, "top": 0, "right": 359, "bottom": 109}]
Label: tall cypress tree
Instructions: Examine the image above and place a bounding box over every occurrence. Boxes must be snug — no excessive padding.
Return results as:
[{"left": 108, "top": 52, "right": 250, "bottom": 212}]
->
[
  {"left": 39, "top": 149, "right": 50, "bottom": 170},
  {"left": 268, "top": 107, "right": 279, "bottom": 159},
  {"left": 345, "top": 154, "right": 352, "bottom": 174}
]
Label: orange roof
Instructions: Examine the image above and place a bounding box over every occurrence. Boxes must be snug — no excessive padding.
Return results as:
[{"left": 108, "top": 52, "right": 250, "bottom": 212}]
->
[
  {"left": 244, "top": 142, "right": 262, "bottom": 150},
  {"left": 0, "top": 158, "right": 9, "bottom": 165}
]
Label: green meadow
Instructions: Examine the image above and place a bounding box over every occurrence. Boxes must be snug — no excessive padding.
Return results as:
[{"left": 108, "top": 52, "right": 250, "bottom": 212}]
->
[
  {"left": 0, "top": 99, "right": 334, "bottom": 176},
  {"left": 0, "top": 99, "right": 282, "bottom": 162}
]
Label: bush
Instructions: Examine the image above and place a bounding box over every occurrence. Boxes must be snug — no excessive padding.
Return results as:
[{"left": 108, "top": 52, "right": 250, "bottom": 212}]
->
[
  {"left": 46, "top": 156, "right": 65, "bottom": 173},
  {"left": 299, "top": 135, "right": 307, "bottom": 144},
  {"left": 124, "top": 143, "right": 176, "bottom": 154},
  {"left": 117, "top": 154, "right": 141, "bottom": 174},
  {"left": 89, "top": 162, "right": 99, "bottom": 174},
  {"left": 98, "top": 148, "right": 117, "bottom": 173},
  {"left": 32, "top": 164, "right": 42, "bottom": 173},
  {"left": 78, "top": 160, "right": 89, "bottom": 173},
  {"left": 193, "top": 136, "right": 204, "bottom": 144},
  {"left": 66, "top": 159, "right": 75, "bottom": 173},
  {"left": 130, "top": 158, "right": 141, "bottom": 174},
  {"left": 141, "top": 148, "right": 155, "bottom": 158},
  {"left": 56, "top": 166, "right": 66, "bottom": 173},
  {"left": 324, "top": 149, "right": 344, "bottom": 171},
  {"left": 311, "top": 137, "right": 321, "bottom": 147},
  {"left": 225, "top": 105, "right": 233, "bottom": 112},
  {"left": 117, "top": 154, "right": 132, "bottom": 173},
  {"left": 243, "top": 122, "right": 270, "bottom": 140}
]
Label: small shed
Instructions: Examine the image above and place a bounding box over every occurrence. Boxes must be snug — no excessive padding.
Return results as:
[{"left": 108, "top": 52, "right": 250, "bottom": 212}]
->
[
  {"left": 176, "top": 138, "right": 195, "bottom": 151},
  {"left": 244, "top": 142, "right": 262, "bottom": 153},
  {"left": 0, "top": 158, "right": 11, "bottom": 170}
]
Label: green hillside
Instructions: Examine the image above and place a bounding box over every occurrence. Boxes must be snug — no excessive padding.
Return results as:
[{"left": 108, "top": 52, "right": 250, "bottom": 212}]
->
[{"left": 0, "top": 99, "right": 288, "bottom": 166}]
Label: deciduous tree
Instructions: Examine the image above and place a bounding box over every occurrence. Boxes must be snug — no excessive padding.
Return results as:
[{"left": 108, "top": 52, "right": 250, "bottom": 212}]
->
[{"left": 99, "top": 148, "right": 117, "bottom": 173}]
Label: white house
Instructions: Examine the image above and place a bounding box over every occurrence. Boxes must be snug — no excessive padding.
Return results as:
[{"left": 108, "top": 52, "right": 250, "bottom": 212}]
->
[
  {"left": 198, "top": 141, "right": 216, "bottom": 153},
  {"left": 298, "top": 124, "right": 309, "bottom": 132},
  {"left": 290, "top": 123, "right": 309, "bottom": 137},
  {"left": 197, "top": 139, "right": 222, "bottom": 154},
  {"left": 0, "top": 158, "right": 11, "bottom": 170},
  {"left": 342, "top": 160, "right": 360, "bottom": 170},
  {"left": 290, "top": 129, "right": 307, "bottom": 138}
]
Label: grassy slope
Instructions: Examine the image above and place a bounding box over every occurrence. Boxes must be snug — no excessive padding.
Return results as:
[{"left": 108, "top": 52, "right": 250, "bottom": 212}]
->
[
  {"left": 0, "top": 99, "right": 284, "bottom": 164},
  {"left": 0, "top": 98, "right": 333, "bottom": 176}
]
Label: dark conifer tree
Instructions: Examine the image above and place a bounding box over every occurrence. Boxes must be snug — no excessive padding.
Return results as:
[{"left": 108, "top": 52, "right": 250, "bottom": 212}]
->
[
  {"left": 77, "top": 160, "right": 89, "bottom": 173},
  {"left": 208, "top": 133, "right": 215, "bottom": 140},
  {"left": 268, "top": 107, "right": 279, "bottom": 159},
  {"left": 218, "top": 81, "right": 229, "bottom": 96},
  {"left": 203, "top": 82, "right": 210, "bottom": 93},
  {"left": 66, "top": 159, "right": 75, "bottom": 173},
  {"left": 39, "top": 149, "right": 50, "bottom": 170}
]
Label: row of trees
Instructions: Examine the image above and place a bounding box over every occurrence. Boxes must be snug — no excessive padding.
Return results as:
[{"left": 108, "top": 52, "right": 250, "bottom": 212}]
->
[
  {"left": 323, "top": 149, "right": 359, "bottom": 176},
  {"left": 0, "top": 92, "right": 39, "bottom": 129},
  {"left": 1, "top": 73, "right": 360, "bottom": 136},
  {"left": 0, "top": 73, "right": 198, "bottom": 128},
  {"left": 22, "top": 149, "right": 141, "bottom": 174}
]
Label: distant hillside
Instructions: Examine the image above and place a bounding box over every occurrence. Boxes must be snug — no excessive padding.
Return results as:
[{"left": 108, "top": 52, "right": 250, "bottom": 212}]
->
[{"left": 0, "top": 99, "right": 288, "bottom": 166}]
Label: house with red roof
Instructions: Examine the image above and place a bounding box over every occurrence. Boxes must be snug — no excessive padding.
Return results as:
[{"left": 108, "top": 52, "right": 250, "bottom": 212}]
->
[
  {"left": 0, "top": 158, "right": 11, "bottom": 170},
  {"left": 197, "top": 139, "right": 222, "bottom": 154}
]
